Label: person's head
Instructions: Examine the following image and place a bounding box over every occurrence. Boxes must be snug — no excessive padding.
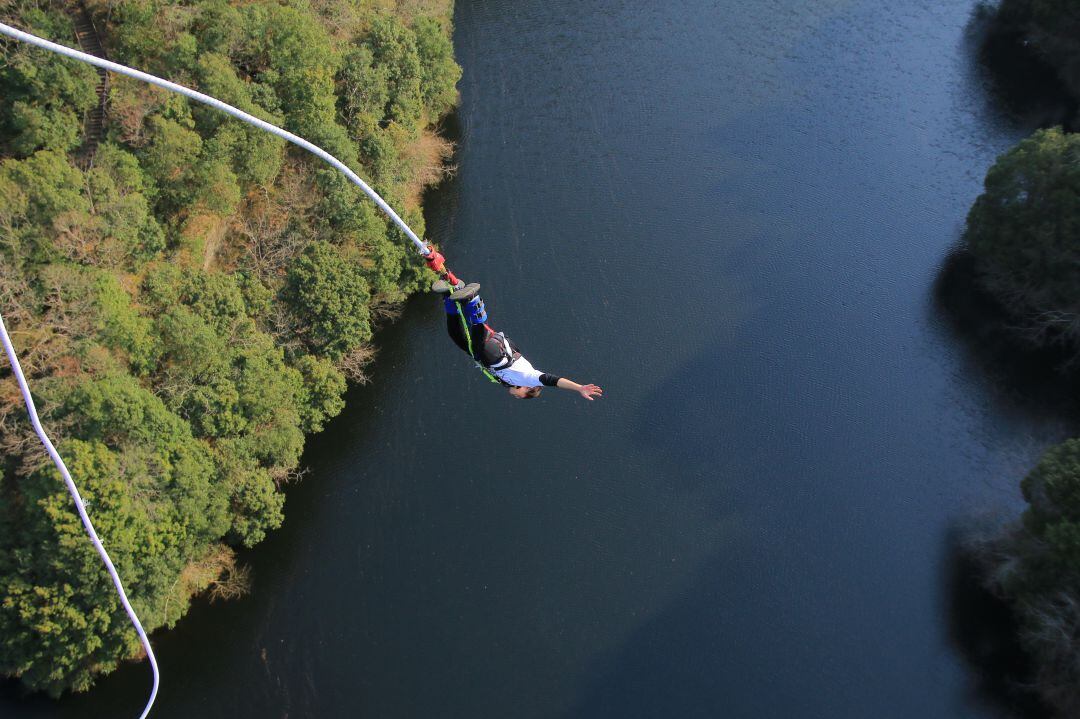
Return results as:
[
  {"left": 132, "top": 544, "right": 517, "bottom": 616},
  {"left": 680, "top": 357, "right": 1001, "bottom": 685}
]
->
[{"left": 508, "top": 386, "right": 542, "bottom": 400}]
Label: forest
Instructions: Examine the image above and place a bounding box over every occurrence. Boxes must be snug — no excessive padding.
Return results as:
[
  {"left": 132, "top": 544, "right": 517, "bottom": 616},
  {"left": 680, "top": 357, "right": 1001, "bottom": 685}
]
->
[
  {"left": 963, "top": 0, "right": 1080, "bottom": 714},
  {"left": 0, "top": 0, "right": 459, "bottom": 695}
]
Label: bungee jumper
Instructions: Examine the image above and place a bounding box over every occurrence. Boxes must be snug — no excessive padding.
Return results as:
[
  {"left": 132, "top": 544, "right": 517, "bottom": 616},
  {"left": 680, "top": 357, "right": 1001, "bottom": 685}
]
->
[
  {"left": 424, "top": 248, "right": 603, "bottom": 401},
  {"left": 0, "top": 20, "right": 601, "bottom": 719}
]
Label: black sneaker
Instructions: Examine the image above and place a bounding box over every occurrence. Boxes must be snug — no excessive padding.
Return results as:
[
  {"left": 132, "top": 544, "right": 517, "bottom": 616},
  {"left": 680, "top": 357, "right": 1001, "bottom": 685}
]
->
[
  {"left": 431, "top": 279, "right": 453, "bottom": 295},
  {"left": 449, "top": 282, "right": 481, "bottom": 302}
]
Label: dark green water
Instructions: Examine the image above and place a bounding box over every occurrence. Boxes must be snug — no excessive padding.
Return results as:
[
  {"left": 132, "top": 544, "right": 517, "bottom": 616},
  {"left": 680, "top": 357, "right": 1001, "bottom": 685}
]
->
[{"left": 3, "top": 0, "right": 1077, "bottom": 717}]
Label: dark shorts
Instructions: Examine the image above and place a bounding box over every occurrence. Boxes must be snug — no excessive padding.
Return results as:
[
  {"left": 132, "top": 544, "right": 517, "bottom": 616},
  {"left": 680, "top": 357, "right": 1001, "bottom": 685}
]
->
[{"left": 446, "top": 313, "right": 514, "bottom": 367}]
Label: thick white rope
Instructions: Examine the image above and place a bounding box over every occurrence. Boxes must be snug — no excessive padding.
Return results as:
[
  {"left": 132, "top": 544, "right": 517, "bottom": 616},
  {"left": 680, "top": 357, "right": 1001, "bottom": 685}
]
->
[
  {"left": 0, "top": 19, "right": 433, "bottom": 718},
  {"left": 0, "top": 312, "right": 159, "bottom": 719},
  {"left": 0, "top": 21, "right": 430, "bottom": 254}
]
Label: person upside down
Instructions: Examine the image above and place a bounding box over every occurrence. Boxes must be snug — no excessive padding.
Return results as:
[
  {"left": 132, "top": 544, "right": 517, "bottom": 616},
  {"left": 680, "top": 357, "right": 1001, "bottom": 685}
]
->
[{"left": 432, "top": 279, "right": 603, "bottom": 401}]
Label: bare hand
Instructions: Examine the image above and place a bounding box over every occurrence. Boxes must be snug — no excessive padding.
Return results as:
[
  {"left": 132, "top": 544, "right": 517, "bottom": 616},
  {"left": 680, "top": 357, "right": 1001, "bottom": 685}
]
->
[{"left": 578, "top": 384, "right": 603, "bottom": 401}]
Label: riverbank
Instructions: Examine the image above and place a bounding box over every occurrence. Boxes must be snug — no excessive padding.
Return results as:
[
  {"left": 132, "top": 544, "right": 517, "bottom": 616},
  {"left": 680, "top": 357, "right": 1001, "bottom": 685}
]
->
[
  {"left": 0, "top": 0, "right": 459, "bottom": 696},
  {"left": 956, "top": 3, "right": 1080, "bottom": 714}
]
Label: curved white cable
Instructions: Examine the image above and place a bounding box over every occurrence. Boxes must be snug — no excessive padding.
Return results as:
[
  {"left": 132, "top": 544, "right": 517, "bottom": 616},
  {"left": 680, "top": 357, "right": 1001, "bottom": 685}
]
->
[
  {"left": 0, "top": 21, "right": 430, "bottom": 254},
  {"left": 0, "top": 311, "right": 159, "bottom": 719}
]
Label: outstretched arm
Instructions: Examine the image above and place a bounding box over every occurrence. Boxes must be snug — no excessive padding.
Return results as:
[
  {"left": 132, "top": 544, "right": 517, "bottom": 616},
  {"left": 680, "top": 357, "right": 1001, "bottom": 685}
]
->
[
  {"left": 532, "top": 370, "right": 602, "bottom": 400},
  {"left": 555, "top": 378, "right": 603, "bottom": 401}
]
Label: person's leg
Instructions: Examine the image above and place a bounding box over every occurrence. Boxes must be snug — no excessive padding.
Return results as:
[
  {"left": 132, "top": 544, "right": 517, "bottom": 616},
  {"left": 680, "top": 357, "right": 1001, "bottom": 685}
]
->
[
  {"left": 446, "top": 300, "right": 471, "bottom": 354},
  {"left": 445, "top": 298, "right": 488, "bottom": 355},
  {"left": 469, "top": 320, "right": 487, "bottom": 351},
  {"left": 443, "top": 282, "right": 492, "bottom": 358}
]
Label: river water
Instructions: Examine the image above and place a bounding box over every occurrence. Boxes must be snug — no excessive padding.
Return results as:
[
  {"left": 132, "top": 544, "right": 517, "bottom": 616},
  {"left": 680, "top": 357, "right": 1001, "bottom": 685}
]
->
[{"left": 3, "top": 0, "right": 1076, "bottom": 717}]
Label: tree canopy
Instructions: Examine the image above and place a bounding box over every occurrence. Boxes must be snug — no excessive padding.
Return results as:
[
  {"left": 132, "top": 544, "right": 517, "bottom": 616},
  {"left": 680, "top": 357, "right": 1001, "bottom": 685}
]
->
[
  {"left": 0, "top": 0, "right": 458, "bottom": 695},
  {"left": 964, "top": 127, "right": 1080, "bottom": 345},
  {"left": 965, "top": 8, "right": 1080, "bottom": 710}
]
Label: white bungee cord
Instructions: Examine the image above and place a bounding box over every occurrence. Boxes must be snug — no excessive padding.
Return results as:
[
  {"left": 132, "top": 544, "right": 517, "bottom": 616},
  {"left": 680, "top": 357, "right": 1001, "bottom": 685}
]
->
[
  {"left": 0, "top": 18, "right": 432, "bottom": 717},
  {"left": 0, "top": 22, "right": 429, "bottom": 254},
  {"left": 0, "top": 313, "right": 160, "bottom": 719}
]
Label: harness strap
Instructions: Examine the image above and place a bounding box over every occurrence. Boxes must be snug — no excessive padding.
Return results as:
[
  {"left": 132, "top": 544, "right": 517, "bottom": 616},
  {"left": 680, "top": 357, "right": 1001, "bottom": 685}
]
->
[
  {"left": 456, "top": 301, "right": 505, "bottom": 386},
  {"left": 488, "top": 333, "right": 517, "bottom": 370}
]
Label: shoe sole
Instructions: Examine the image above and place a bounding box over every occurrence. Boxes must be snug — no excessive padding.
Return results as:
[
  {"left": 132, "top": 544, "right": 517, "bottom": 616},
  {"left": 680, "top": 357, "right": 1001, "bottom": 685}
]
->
[{"left": 449, "top": 283, "right": 481, "bottom": 302}]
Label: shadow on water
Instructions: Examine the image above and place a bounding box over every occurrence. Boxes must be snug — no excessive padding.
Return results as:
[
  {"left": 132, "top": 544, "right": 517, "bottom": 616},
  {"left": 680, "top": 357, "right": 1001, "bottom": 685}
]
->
[
  {"left": 933, "top": 250, "right": 1080, "bottom": 718},
  {"left": 0, "top": 679, "right": 50, "bottom": 713},
  {"left": 421, "top": 108, "right": 463, "bottom": 247},
  {"left": 559, "top": 551, "right": 741, "bottom": 719},
  {"left": 943, "top": 526, "right": 1049, "bottom": 719},
  {"left": 940, "top": 11, "right": 1080, "bottom": 711},
  {"left": 964, "top": 4, "right": 1076, "bottom": 131},
  {"left": 932, "top": 249, "right": 1080, "bottom": 423}
]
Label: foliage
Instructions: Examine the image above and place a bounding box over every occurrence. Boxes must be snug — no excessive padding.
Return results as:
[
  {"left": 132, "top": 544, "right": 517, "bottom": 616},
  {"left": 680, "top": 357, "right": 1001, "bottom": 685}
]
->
[
  {"left": 972, "top": 439, "right": 1080, "bottom": 716},
  {"left": 286, "top": 241, "right": 372, "bottom": 359},
  {"left": 295, "top": 354, "right": 347, "bottom": 433},
  {"left": 1022, "top": 441, "right": 1080, "bottom": 551},
  {"left": 414, "top": 16, "right": 461, "bottom": 119},
  {"left": 0, "top": 0, "right": 458, "bottom": 695},
  {"left": 0, "top": 8, "right": 98, "bottom": 156},
  {"left": 964, "top": 127, "right": 1080, "bottom": 346},
  {"left": 998, "top": 0, "right": 1080, "bottom": 100},
  {"left": 964, "top": 106, "right": 1080, "bottom": 719},
  {"left": 966, "top": 15, "right": 1080, "bottom": 705},
  {"left": 366, "top": 14, "right": 424, "bottom": 127}
]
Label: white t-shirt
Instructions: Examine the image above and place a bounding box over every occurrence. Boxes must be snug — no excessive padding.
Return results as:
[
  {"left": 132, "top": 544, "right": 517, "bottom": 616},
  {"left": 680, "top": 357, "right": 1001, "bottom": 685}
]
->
[{"left": 492, "top": 355, "right": 545, "bottom": 388}]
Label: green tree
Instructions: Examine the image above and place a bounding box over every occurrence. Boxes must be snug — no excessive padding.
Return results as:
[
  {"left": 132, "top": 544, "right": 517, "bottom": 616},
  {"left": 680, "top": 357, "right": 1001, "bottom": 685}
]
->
[
  {"left": 238, "top": 4, "right": 341, "bottom": 139},
  {"left": 339, "top": 45, "right": 391, "bottom": 132},
  {"left": 413, "top": 16, "right": 461, "bottom": 119},
  {"left": 366, "top": 15, "right": 423, "bottom": 127},
  {"left": 0, "top": 150, "right": 90, "bottom": 262},
  {"left": 286, "top": 241, "right": 372, "bottom": 359},
  {"left": 87, "top": 143, "right": 166, "bottom": 265},
  {"left": 964, "top": 127, "right": 1080, "bottom": 345},
  {"left": 8, "top": 102, "right": 83, "bottom": 156},
  {"left": 92, "top": 271, "right": 161, "bottom": 374},
  {"left": 0, "top": 7, "right": 97, "bottom": 156},
  {"left": 295, "top": 354, "right": 347, "bottom": 432},
  {"left": 1022, "top": 440, "right": 1080, "bottom": 572},
  {"left": 139, "top": 115, "right": 203, "bottom": 212},
  {"left": 979, "top": 438, "right": 1080, "bottom": 715},
  {"left": 216, "top": 440, "right": 284, "bottom": 547},
  {"left": 0, "top": 440, "right": 156, "bottom": 695},
  {"left": 106, "top": 0, "right": 169, "bottom": 67},
  {"left": 194, "top": 53, "right": 285, "bottom": 188},
  {"left": 0, "top": 150, "right": 87, "bottom": 228}
]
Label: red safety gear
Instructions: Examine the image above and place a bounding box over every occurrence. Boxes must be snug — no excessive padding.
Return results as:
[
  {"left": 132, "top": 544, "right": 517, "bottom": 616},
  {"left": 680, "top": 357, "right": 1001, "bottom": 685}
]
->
[{"left": 425, "top": 248, "right": 446, "bottom": 273}]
